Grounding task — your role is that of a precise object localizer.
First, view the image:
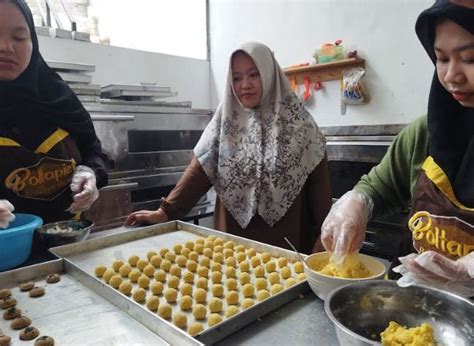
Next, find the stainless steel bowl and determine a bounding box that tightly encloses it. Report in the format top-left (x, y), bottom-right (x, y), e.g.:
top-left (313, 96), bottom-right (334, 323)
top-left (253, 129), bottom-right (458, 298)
top-left (324, 280), bottom-right (474, 346)
top-left (36, 219), bottom-right (94, 248)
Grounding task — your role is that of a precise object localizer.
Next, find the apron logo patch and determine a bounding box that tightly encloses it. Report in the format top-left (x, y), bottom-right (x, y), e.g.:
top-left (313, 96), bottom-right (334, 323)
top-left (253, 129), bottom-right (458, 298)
top-left (5, 157), bottom-right (76, 201)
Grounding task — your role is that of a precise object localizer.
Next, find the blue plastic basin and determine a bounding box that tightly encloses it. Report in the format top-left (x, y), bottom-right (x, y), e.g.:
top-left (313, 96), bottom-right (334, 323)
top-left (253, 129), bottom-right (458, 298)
top-left (0, 213), bottom-right (43, 272)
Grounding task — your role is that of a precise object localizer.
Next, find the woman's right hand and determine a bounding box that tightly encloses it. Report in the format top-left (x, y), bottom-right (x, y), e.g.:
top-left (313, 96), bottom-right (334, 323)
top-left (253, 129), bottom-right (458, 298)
top-left (124, 208), bottom-right (168, 226)
top-left (0, 199), bottom-right (15, 228)
top-left (320, 190), bottom-right (373, 255)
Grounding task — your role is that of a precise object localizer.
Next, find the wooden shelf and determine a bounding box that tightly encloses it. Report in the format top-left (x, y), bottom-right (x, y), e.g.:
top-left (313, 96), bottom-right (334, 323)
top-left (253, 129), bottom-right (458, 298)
top-left (283, 58), bottom-right (365, 84)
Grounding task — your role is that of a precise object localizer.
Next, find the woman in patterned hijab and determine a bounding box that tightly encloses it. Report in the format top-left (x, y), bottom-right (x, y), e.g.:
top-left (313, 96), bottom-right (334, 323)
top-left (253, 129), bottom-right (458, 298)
top-left (126, 42), bottom-right (332, 253)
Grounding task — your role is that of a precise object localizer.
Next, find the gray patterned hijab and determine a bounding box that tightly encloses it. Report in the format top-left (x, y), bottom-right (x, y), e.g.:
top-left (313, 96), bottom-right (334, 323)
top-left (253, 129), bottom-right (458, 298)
top-left (194, 42), bottom-right (326, 228)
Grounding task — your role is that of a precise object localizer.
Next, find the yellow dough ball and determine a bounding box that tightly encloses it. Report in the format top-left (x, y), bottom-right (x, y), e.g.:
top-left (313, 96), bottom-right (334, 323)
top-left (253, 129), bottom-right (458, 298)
top-left (132, 288), bottom-right (146, 302)
top-left (212, 284), bottom-right (224, 297)
top-left (297, 273), bottom-right (307, 282)
top-left (184, 241), bottom-right (194, 251)
top-left (159, 248), bottom-right (170, 257)
top-left (180, 283), bottom-right (193, 296)
top-left (188, 251), bottom-right (199, 262)
top-left (280, 267), bottom-right (291, 279)
top-left (236, 252), bottom-right (247, 263)
top-left (154, 269), bottom-right (167, 282)
top-left (278, 257), bottom-right (288, 268)
top-left (242, 283), bottom-right (255, 298)
top-left (194, 243), bottom-right (204, 254)
top-left (226, 278), bottom-right (238, 291)
top-left (137, 259), bottom-right (149, 271)
top-left (211, 262), bottom-right (222, 273)
top-left (213, 253), bottom-right (224, 264)
top-left (182, 271), bottom-right (194, 284)
top-left (257, 289), bottom-right (271, 301)
top-left (149, 255), bottom-right (162, 268)
top-left (146, 296), bottom-right (160, 311)
top-left (285, 278), bottom-right (297, 288)
top-left (239, 261), bottom-right (250, 272)
top-left (176, 255), bottom-right (187, 268)
top-left (209, 297), bottom-right (223, 313)
top-left (226, 291), bottom-right (239, 305)
top-left (195, 238), bottom-right (205, 245)
top-left (119, 263), bottom-right (132, 277)
top-left (192, 304), bottom-right (207, 320)
top-left (255, 278), bottom-right (268, 291)
top-left (204, 241), bottom-right (214, 251)
top-left (203, 248), bottom-right (213, 258)
top-left (138, 275), bottom-right (150, 289)
top-left (128, 255), bottom-right (139, 266)
top-left (143, 264), bottom-right (155, 278)
top-left (109, 275), bottom-right (123, 289)
top-left (271, 283), bottom-right (283, 295)
top-left (165, 251), bottom-right (176, 263)
top-left (199, 257), bottom-right (210, 268)
top-left (225, 305), bottom-right (240, 318)
top-left (239, 272), bottom-right (251, 285)
top-left (160, 259), bottom-right (172, 272)
top-left (146, 251), bottom-right (158, 261)
top-left (294, 262), bottom-right (304, 274)
top-left (211, 271), bottom-right (223, 284)
top-left (250, 256), bottom-right (261, 268)
top-left (214, 245), bottom-right (224, 254)
top-left (246, 248), bottom-right (257, 258)
top-left (213, 238), bottom-right (224, 246)
top-left (225, 266), bottom-right (237, 278)
top-left (196, 277), bottom-right (208, 290)
top-left (268, 272), bottom-right (280, 285)
top-left (224, 240), bottom-right (234, 249)
top-left (207, 235), bottom-right (217, 242)
top-left (235, 245), bottom-right (246, 253)
top-left (254, 265), bottom-right (265, 278)
top-left (187, 260), bottom-right (198, 273)
top-left (103, 269), bottom-right (116, 283)
top-left (95, 265), bottom-right (107, 277)
top-left (241, 298), bottom-right (254, 309)
top-left (223, 248), bottom-right (234, 258)
top-left (167, 275), bottom-right (180, 289)
top-left (173, 244), bottom-right (183, 254)
top-left (197, 266), bottom-right (209, 278)
top-left (170, 265), bottom-right (181, 277)
top-left (225, 257), bottom-right (237, 267)
top-left (173, 312), bottom-right (187, 329)
top-left (112, 260), bottom-right (124, 272)
top-left (181, 247), bottom-right (191, 258)
top-left (208, 313), bottom-right (223, 327)
top-left (265, 261), bottom-right (276, 273)
top-left (158, 303), bottom-right (172, 319)
top-left (128, 269), bottom-right (141, 282)
top-left (188, 322), bottom-right (204, 336)
top-left (165, 288), bottom-right (178, 303)
top-left (193, 288), bottom-right (207, 303)
top-left (180, 295), bottom-right (193, 310)
top-left (261, 252), bottom-right (271, 263)
top-left (119, 281), bottom-right (133, 295)
top-left (151, 282), bottom-right (164, 295)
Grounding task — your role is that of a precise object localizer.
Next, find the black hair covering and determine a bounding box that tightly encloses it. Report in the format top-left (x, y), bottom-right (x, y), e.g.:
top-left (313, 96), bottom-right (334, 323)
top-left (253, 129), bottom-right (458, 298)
top-left (0, 0), bottom-right (108, 187)
top-left (415, 0), bottom-right (474, 207)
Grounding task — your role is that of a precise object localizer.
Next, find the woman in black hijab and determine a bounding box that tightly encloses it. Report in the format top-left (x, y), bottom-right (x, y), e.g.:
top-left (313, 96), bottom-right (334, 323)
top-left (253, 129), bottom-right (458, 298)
top-left (320, 0), bottom-right (473, 297)
top-left (0, 0), bottom-right (108, 227)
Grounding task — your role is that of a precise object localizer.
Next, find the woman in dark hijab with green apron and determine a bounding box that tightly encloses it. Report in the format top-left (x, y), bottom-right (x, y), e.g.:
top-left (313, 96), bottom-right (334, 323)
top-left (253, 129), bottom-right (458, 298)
top-left (0, 1), bottom-right (108, 236)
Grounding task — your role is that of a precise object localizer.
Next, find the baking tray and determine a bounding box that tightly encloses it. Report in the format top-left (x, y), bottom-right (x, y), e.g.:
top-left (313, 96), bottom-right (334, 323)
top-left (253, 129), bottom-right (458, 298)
top-left (0, 259), bottom-right (168, 345)
top-left (50, 221), bottom-right (310, 345)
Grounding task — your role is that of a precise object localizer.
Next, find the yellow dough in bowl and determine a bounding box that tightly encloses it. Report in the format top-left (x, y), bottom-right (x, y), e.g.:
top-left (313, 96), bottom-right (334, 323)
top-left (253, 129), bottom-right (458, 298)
top-left (314, 254), bottom-right (372, 278)
top-left (380, 321), bottom-right (436, 346)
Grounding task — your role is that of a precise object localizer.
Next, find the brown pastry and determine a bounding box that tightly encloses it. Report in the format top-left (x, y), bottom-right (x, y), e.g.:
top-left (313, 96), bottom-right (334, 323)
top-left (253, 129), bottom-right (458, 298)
top-left (3, 307), bottom-right (21, 320)
top-left (20, 281), bottom-right (35, 292)
top-left (11, 316), bottom-right (31, 330)
top-left (0, 289), bottom-right (10, 299)
top-left (0, 297), bottom-right (16, 309)
top-left (29, 286), bottom-right (45, 298)
top-left (0, 334), bottom-right (11, 346)
top-left (19, 326), bottom-right (40, 341)
top-left (45, 274), bottom-right (60, 284)
top-left (35, 335), bottom-right (55, 346)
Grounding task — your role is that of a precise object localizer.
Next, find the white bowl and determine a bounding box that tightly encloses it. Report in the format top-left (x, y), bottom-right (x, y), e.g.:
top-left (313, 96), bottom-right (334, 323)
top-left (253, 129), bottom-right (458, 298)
top-left (304, 251), bottom-right (386, 300)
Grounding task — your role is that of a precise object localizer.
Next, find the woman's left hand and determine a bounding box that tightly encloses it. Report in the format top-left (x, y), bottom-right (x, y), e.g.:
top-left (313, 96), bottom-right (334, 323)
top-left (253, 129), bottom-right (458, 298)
top-left (67, 165), bottom-right (99, 213)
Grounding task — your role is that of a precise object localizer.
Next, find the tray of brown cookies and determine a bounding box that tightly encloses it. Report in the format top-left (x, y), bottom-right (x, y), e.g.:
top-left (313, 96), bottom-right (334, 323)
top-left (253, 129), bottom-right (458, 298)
top-left (0, 259), bottom-right (170, 346)
top-left (49, 221), bottom-right (309, 345)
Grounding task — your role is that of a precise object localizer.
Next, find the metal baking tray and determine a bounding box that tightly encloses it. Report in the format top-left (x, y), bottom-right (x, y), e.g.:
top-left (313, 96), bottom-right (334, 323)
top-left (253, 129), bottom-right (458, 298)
top-left (0, 260), bottom-right (169, 345)
top-left (50, 221), bottom-right (310, 345)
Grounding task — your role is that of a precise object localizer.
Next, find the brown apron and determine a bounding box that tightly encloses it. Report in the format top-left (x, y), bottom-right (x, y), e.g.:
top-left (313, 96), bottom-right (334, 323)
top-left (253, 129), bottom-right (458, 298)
top-left (389, 156), bottom-right (474, 278)
top-left (0, 128), bottom-right (82, 224)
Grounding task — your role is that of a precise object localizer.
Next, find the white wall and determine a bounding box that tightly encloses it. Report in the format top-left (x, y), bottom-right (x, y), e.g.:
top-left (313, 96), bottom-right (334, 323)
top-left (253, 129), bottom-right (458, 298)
top-left (38, 36), bottom-right (212, 109)
top-left (209, 0), bottom-right (435, 126)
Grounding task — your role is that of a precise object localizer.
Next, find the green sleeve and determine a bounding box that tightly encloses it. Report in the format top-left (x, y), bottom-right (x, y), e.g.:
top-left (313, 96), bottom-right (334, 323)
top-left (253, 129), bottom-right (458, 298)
top-left (354, 115), bottom-right (429, 218)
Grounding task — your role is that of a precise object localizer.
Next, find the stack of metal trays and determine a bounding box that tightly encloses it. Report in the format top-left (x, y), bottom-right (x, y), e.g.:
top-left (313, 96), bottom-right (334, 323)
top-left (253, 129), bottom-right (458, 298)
top-left (101, 84), bottom-right (178, 101)
top-left (38, 221), bottom-right (310, 345)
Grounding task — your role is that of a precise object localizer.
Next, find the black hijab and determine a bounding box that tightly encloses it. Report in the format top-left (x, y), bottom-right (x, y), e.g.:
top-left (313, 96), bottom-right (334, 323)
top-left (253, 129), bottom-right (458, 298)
top-left (416, 0), bottom-right (474, 207)
top-left (0, 0), bottom-right (107, 187)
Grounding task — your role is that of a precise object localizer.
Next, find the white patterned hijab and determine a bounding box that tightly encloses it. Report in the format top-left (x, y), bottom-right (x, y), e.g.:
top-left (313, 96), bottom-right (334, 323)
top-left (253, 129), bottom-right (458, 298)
top-left (194, 42), bottom-right (326, 229)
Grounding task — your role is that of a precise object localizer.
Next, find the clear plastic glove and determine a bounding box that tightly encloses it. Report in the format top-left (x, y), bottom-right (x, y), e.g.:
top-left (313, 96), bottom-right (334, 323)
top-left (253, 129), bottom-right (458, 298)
top-left (67, 165), bottom-right (99, 214)
top-left (124, 208), bottom-right (168, 226)
top-left (321, 190), bottom-right (374, 256)
top-left (394, 251), bottom-right (474, 298)
top-left (0, 199), bottom-right (15, 229)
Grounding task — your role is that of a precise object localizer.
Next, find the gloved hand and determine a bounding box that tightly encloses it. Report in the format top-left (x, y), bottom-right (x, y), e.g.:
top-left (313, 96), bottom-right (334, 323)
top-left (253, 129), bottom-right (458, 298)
top-left (0, 199), bottom-right (15, 229)
top-left (124, 208), bottom-right (168, 226)
top-left (67, 165), bottom-right (99, 214)
top-left (321, 190), bottom-right (374, 255)
top-left (394, 251), bottom-right (474, 298)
